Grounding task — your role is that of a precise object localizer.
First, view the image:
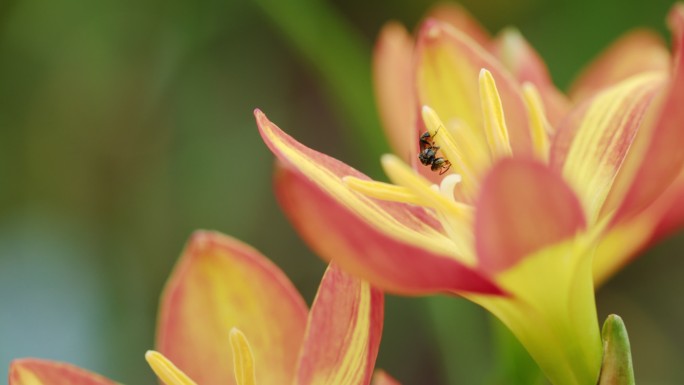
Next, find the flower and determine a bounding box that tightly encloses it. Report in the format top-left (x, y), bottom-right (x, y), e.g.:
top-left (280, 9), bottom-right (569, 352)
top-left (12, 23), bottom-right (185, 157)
top-left (9, 231), bottom-right (385, 385)
top-left (255, 4), bottom-right (684, 385)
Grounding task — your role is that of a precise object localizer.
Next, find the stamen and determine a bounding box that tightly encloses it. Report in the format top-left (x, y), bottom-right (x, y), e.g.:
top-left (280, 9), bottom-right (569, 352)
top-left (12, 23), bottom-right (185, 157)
top-left (522, 83), bottom-right (550, 162)
top-left (381, 154), bottom-right (476, 265)
top-left (381, 154), bottom-right (471, 219)
top-left (439, 174), bottom-right (462, 200)
top-left (145, 351), bottom-right (199, 385)
top-left (421, 106), bottom-right (479, 193)
top-left (230, 328), bottom-right (257, 385)
top-left (343, 176), bottom-right (425, 206)
top-left (479, 69), bottom-right (513, 158)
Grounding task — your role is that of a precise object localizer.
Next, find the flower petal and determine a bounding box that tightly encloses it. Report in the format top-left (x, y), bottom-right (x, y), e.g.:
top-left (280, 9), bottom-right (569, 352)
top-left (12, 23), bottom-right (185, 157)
top-left (257, 110), bottom-right (503, 295)
top-left (492, 28), bottom-right (570, 127)
top-left (415, 19), bottom-right (533, 158)
top-left (294, 264), bottom-right (383, 385)
top-left (371, 371), bottom-right (402, 385)
top-left (425, 3), bottom-right (491, 48)
top-left (569, 29), bottom-right (670, 102)
top-left (551, 72), bottom-right (665, 223)
top-left (373, 21), bottom-right (415, 160)
top-left (465, 235), bottom-right (602, 385)
top-left (9, 359), bottom-right (119, 385)
top-left (593, 218), bottom-right (655, 286)
top-left (475, 158), bottom-right (586, 273)
top-left (156, 231), bottom-right (308, 385)
top-left (612, 13), bottom-right (684, 223)
top-left (275, 164), bottom-right (501, 296)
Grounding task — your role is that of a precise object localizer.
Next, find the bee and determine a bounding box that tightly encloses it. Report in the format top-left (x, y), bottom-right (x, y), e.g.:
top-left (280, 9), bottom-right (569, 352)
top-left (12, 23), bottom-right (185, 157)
top-left (417, 129), bottom-right (451, 175)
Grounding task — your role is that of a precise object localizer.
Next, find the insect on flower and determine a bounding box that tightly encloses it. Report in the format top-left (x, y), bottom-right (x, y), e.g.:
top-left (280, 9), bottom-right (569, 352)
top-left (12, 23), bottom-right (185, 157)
top-left (417, 128), bottom-right (451, 174)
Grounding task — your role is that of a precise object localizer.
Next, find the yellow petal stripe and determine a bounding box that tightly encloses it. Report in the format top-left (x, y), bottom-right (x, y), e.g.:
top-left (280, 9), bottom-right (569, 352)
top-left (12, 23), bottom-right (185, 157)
top-left (294, 264), bottom-right (382, 385)
top-left (145, 351), bottom-right (199, 385)
top-left (230, 329), bottom-right (257, 385)
top-left (561, 72), bottom-right (665, 223)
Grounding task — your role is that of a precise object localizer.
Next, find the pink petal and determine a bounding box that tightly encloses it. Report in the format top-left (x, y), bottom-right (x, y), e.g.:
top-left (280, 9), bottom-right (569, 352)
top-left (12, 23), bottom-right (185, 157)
top-left (373, 22), bottom-right (416, 161)
top-left (426, 3), bottom-right (491, 48)
top-left (9, 359), bottom-right (119, 385)
top-left (274, 163), bottom-right (502, 296)
top-left (613, 10), bottom-right (684, 223)
top-left (550, 71), bottom-right (664, 221)
top-left (156, 231), bottom-right (308, 385)
top-left (569, 29), bottom-right (670, 102)
top-left (294, 264), bottom-right (383, 385)
top-left (415, 19), bottom-right (533, 156)
top-left (475, 158), bottom-right (586, 273)
top-left (492, 29), bottom-right (570, 126)
top-left (256, 109), bottom-right (503, 295)
top-left (371, 370), bottom-right (402, 385)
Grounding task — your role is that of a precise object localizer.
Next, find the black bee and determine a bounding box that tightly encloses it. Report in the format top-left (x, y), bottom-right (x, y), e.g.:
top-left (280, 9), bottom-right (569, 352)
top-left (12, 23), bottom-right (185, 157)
top-left (417, 129), bottom-right (451, 175)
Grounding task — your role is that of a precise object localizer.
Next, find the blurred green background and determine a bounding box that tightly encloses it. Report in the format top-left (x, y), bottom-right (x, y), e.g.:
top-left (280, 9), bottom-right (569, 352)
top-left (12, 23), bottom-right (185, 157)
top-left (1, 0), bottom-right (683, 384)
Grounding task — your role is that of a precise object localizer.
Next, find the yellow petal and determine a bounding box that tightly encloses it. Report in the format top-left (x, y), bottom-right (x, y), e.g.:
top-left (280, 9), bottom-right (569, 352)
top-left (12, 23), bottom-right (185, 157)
top-left (415, 20), bottom-right (533, 158)
top-left (156, 231), bottom-right (308, 385)
top-left (465, 235), bottom-right (602, 385)
top-left (553, 72), bottom-right (665, 223)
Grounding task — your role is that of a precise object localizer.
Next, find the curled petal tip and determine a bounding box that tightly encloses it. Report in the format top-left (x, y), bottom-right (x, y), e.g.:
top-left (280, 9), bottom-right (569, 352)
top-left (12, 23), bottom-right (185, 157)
top-left (420, 19), bottom-right (443, 40)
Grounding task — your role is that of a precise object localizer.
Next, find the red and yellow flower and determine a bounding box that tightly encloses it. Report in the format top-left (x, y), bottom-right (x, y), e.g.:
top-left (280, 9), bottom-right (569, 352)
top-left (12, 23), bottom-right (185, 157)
top-left (256, 4), bottom-right (684, 385)
top-left (9, 231), bottom-right (385, 385)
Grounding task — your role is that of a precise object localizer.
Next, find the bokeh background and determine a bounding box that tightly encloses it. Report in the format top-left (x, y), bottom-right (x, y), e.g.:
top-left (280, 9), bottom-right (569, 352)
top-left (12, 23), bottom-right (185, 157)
top-left (1, 0), bottom-right (683, 384)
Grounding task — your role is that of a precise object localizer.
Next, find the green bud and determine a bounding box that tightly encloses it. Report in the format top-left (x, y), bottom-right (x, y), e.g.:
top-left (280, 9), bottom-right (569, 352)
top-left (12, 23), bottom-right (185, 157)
top-left (598, 314), bottom-right (635, 385)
